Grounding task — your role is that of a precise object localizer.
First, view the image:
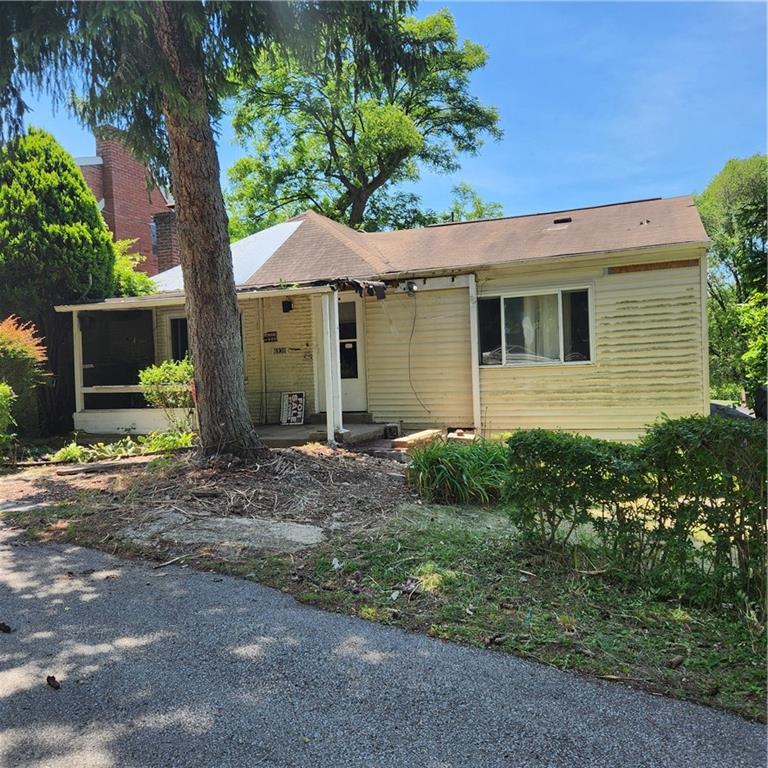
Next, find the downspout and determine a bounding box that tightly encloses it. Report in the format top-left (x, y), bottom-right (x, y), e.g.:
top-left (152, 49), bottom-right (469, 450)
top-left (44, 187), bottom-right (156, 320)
top-left (468, 274), bottom-right (481, 433)
top-left (699, 252), bottom-right (710, 415)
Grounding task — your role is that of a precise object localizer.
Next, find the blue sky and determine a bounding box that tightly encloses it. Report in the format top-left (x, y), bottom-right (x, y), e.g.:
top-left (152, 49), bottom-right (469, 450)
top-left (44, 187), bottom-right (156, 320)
top-left (23, 1), bottom-right (767, 218)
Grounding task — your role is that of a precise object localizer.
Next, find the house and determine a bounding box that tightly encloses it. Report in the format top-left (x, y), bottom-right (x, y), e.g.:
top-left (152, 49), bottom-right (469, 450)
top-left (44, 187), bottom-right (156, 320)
top-left (54, 195), bottom-right (710, 443)
top-left (75, 129), bottom-right (180, 275)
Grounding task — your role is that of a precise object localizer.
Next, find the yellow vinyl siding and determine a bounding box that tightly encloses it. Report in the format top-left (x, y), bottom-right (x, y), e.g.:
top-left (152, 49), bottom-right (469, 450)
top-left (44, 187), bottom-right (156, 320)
top-left (365, 288), bottom-right (473, 429)
top-left (153, 296), bottom-right (315, 425)
top-left (260, 294), bottom-right (315, 423)
top-left (477, 248), bottom-right (707, 441)
top-left (239, 298), bottom-right (264, 420)
top-left (153, 305), bottom-right (185, 363)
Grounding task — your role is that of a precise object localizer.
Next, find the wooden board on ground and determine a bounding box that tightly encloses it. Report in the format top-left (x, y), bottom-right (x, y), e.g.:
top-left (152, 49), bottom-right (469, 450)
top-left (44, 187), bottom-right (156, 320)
top-left (392, 429), bottom-right (442, 450)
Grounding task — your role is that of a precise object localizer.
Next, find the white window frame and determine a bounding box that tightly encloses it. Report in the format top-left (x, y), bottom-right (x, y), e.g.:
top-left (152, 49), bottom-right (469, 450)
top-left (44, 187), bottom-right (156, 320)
top-left (479, 285), bottom-right (595, 369)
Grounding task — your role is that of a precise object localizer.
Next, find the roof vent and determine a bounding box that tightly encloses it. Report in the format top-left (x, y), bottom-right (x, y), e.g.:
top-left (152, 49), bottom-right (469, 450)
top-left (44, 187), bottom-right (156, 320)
top-left (553, 216), bottom-right (572, 224)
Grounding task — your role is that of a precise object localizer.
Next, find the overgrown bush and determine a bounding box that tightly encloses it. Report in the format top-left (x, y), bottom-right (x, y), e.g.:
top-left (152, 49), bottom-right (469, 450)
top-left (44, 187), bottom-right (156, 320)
top-left (505, 430), bottom-right (646, 548)
top-left (639, 415), bottom-right (766, 611)
top-left (0, 315), bottom-right (47, 433)
top-left (411, 417), bottom-right (767, 616)
top-left (0, 381), bottom-right (16, 453)
top-left (408, 437), bottom-right (508, 504)
top-left (48, 430), bottom-right (196, 463)
top-left (138, 357), bottom-right (195, 432)
top-left (112, 240), bottom-right (156, 297)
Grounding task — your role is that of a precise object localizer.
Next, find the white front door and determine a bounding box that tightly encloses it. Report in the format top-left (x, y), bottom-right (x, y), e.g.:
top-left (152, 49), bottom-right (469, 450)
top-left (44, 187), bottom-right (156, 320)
top-left (338, 296), bottom-right (367, 411)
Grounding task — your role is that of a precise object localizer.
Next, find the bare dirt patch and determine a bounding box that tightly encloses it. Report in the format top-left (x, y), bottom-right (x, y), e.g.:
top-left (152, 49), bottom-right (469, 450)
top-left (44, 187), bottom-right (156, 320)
top-left (0, 445), bottom-right (413, 557)
top-left (0, 456), bottom-right (148, 508)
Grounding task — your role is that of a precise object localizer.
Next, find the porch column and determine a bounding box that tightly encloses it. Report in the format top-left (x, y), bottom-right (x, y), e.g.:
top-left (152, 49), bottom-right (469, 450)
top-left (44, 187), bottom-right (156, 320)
top-left (468, 274), bottom-right (481, 432)
top-left (72, 310), bottom-right (84, 413)
top-left (321, 293), bottom-right (338, 445)
top-left (328, 290), bottom-right (344, 434)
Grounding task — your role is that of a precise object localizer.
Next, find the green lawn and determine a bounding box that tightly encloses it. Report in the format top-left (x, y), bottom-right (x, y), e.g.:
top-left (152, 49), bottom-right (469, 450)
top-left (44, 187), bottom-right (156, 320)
top-left (243, 503), bottom-right (766, 721)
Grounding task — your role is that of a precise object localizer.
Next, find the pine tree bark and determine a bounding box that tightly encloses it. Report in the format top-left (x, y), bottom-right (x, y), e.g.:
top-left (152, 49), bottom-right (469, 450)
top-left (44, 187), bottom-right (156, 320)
top-left (153, 3), bottom-right (265, 457)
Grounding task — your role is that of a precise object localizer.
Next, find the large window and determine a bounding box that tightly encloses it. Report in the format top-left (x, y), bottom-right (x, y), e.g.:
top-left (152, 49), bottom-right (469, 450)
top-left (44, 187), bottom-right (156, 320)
top-left (478, 288), bottom-right (592, 366)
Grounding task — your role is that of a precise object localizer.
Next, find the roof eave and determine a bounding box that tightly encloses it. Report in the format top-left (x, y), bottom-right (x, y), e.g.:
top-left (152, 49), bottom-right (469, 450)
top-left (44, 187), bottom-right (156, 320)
top-left (374, 239), bottom-right (711, 281)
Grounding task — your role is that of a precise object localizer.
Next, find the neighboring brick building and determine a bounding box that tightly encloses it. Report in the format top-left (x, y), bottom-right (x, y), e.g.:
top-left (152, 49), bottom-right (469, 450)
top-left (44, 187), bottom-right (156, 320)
top-left (75, 130), bottom-right (180, 276)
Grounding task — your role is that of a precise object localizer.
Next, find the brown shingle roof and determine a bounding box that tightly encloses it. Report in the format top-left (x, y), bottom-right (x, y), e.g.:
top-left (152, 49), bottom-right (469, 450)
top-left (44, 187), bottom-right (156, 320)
top-left (246, 210), bottom-right (392, 285)
top-left (243, 195), bottom-right (708, 288)
top-left (367, 195), bottom-right (708, 275)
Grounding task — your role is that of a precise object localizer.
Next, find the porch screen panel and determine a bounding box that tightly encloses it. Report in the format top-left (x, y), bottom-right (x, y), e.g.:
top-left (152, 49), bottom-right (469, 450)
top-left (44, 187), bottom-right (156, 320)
top-left (81, 310), bottom-right (155, 409)
top-left (81, 310), bottom-right (155, 386)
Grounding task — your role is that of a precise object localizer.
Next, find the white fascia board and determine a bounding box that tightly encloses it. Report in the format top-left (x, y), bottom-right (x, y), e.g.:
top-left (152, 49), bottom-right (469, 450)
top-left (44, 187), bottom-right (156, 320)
top-left (54, 284), bottom-right (331, 313)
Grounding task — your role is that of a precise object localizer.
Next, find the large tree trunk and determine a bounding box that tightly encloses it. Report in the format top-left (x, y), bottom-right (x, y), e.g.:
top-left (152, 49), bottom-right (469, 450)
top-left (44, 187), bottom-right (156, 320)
top-left (153, 3), bottom-right (265, 458)
top-left (347, 192), bottom-right (370, 228)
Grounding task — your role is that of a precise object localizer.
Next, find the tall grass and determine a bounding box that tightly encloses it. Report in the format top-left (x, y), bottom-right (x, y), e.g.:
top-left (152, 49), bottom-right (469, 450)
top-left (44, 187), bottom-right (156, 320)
top-left (407, 437), bottom-right (508, 504)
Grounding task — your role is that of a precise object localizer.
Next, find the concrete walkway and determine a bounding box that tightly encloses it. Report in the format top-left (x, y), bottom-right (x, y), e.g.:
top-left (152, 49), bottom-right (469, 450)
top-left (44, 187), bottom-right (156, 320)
top-left (0, 526), bottom-right (764, 768)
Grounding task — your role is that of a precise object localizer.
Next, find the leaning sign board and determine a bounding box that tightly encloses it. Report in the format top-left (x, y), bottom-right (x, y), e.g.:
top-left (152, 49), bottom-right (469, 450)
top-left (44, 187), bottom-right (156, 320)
top-left (280, 391), bottom-right (305, 425)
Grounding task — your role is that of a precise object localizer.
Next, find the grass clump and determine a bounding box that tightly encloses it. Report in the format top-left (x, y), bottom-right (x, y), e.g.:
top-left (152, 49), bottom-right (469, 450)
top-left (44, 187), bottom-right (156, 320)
top-left (408, 437), bottom-right (508, 504)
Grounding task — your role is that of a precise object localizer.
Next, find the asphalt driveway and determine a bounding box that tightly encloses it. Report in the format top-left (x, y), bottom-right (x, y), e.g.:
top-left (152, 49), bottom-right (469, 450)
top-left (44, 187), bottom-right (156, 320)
top-left (0, 524), bottom-right (764, 768)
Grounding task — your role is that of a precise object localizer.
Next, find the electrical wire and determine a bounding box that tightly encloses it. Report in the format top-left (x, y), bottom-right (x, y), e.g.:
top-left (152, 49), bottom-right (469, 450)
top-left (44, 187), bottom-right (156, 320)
top-left (407, 292), bottom-right (431, 415)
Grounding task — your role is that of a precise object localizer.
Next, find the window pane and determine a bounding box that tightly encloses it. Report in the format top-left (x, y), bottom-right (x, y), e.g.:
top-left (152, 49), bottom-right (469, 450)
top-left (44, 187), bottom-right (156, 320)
top-left (338, 302), bottom-right (357, 340)
top-left (478, 298), bottom-right (502, 365)
top-left (340, 341), bottom-right (358, 378)
top-left (171, 318), bottom-right (189, 361)
top-left (562, 290), bottom-right (591, 362)
top-left (504, 294), bottom-right (559, 363)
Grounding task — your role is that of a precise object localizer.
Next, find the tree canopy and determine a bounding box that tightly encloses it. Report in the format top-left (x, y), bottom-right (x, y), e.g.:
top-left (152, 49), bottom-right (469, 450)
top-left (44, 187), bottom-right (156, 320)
top-left (697, 154), bottom-right (767, 302)
top-left (696, 155), bottom-right (767, 403)
top-left (0, 127), bottom-right (155, 433)
top-left (358, 182), bottom-right (503, 233)
top-left (227, 8), bottom-right (501, 234)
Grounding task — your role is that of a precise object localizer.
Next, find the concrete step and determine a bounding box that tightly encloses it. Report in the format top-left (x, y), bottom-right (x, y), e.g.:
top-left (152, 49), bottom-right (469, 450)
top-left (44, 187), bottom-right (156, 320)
top-left (309, 411), bottom-right (374, 424)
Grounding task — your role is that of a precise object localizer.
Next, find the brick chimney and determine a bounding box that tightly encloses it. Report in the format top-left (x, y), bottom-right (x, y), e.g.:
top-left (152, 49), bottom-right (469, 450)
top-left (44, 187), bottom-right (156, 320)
top-left (153, 209), bottom-right (181, 273)
top-left (76, 129), bottom-right (177, 276)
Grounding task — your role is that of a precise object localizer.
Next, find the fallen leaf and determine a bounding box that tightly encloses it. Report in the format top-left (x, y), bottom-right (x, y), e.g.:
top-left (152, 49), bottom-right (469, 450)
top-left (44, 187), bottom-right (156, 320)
top-left (0, 622), bottom-right (12, 634)
top-left (46, 675), bottom-right (61, 690)
top-left (667, 655), bottom-right (685, 669)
